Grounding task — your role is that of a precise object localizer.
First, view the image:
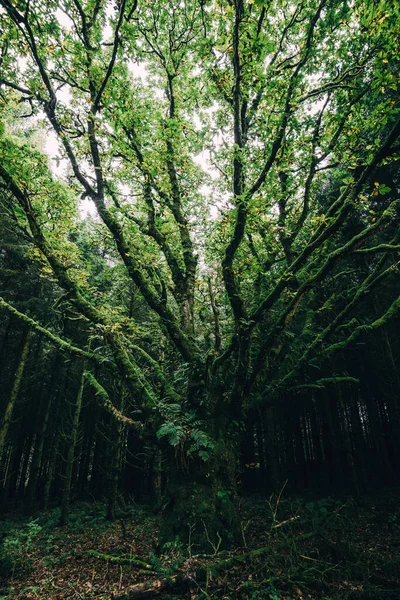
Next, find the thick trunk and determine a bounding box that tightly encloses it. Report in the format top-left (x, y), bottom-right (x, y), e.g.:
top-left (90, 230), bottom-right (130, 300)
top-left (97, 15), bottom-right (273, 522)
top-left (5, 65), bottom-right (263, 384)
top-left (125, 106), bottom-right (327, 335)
top-left (159, 466), bottom-right (237, 551)
top-left (159, 421), bottom-right (240, 550)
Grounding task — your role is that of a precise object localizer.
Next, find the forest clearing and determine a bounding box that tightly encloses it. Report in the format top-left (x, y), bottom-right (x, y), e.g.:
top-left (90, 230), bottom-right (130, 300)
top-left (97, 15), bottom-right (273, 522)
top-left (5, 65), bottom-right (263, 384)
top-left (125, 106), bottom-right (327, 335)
top-left (0, 0), bottom-right (399, 597)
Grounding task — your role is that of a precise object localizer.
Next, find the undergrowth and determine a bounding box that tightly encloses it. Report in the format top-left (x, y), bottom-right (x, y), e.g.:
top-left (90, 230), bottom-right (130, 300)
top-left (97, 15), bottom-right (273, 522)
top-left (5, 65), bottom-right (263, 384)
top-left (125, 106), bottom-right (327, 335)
top-left (0, 490), bottom-right (399, 599)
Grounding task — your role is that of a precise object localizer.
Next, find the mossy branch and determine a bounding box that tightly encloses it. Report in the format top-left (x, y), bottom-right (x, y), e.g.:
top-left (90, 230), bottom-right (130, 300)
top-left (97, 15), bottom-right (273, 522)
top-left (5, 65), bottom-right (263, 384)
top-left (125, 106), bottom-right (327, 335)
top-left (86, 550), bottom-right (154, 570)
top-left (0, 296), bottom-right (99, 362)
top-left (326, 294), bottom-right (400, 355)
top-left (84, 371), bottom-right (142, 429)
top-left (353, 244), bottom-right (400, 254)
top-left (291, 376), bottom-right (359, 391)
top-left (130, 343), bottom-right (180, 402)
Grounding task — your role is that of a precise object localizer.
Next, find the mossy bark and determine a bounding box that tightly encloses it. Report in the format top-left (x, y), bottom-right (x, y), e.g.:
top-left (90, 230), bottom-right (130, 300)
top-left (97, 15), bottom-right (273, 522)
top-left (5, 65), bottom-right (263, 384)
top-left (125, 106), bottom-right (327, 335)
top-left (159, 431), bottom-right (240, 551)
top-left (0, 328), bottom-right (32, 459)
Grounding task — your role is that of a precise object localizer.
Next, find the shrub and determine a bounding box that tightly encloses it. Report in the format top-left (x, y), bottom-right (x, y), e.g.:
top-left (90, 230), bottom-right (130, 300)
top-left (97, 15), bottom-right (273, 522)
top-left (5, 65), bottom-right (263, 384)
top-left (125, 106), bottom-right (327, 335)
top-left (0, 519), bottom-right (42, 578)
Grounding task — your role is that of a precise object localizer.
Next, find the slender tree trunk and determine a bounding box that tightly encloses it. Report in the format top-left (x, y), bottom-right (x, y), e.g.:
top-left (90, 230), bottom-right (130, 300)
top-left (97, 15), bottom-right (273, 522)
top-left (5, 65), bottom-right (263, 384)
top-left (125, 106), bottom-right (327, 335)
top-left (255, 418), bottom-right (266, 488)
top-left (27, 370), bottom-right (56, 507)
top-left (43, 431), bottom-right (59, 510)
top-left (349, 388), bottom-right (367, 490)
top-left (42, 366), bottom-right (68, 508)
top-left (152, 447), bottom-right (163, 508)
top-left (337, 383), bottom-right (359, 494)
top-left (322, 389), bottom-right (343, 487)
top-left (0, 314), bottom-right (13, 361)
top-left (60, 365), bottom-right (85, 525)
top-left (16, 432), bottom-right (34, 499)
top-left (0, 328), bottom-right (32, 459)
top-left (78, 426), bottom-right (94, 497)
top-left (380, 327), bottom-right (400, 465)
top-left (107, 386), bottom-right (126, 520)
top-left (264, 399), bottom-right (280, 490)
top-left (1, 447), bottom-right (16, 502)
top-left (241, 418), bottom-right (256, 492)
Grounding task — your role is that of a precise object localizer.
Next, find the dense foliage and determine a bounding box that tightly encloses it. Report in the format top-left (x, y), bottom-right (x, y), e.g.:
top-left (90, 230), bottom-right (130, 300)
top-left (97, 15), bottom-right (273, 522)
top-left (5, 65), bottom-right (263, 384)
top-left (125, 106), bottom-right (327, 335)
top-left (0, 0), bottom-right (399, 550)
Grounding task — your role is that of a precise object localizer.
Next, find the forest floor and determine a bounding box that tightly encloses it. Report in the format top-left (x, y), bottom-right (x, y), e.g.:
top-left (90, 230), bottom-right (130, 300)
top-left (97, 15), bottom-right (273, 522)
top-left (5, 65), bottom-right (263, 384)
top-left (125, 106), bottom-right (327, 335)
top-left (0, 488), bottom-right (399, 600)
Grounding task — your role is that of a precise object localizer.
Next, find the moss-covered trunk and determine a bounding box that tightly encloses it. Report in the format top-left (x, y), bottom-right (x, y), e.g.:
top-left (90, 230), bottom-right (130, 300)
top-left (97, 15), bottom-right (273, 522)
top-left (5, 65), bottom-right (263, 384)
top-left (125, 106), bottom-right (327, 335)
top-left (159, 410), bottom-right (241, 550)
top-left (0, 327), bottom-right (32, 459)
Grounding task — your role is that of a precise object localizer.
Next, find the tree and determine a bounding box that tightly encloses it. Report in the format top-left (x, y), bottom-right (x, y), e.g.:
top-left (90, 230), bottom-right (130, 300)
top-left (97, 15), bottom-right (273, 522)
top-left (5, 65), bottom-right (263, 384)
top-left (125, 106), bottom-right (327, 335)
top-left (0, 0), bottom-right (399, 545)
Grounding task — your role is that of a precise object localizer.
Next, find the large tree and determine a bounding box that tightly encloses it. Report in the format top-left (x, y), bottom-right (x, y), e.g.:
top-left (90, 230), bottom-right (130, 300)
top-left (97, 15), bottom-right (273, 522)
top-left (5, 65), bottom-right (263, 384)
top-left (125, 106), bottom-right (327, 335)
top-left (0, 0), bottom-right (399, 543)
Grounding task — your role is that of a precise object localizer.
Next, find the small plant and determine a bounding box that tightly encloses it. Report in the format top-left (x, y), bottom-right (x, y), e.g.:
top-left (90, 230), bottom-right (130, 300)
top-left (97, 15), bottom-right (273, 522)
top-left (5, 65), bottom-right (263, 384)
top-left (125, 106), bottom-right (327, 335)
top-left (304, 497), bottom-right (345, 534)
top-left (149, 536), bottom-right (184, 578)
top-left (0, 519), bottom-right (42, 578)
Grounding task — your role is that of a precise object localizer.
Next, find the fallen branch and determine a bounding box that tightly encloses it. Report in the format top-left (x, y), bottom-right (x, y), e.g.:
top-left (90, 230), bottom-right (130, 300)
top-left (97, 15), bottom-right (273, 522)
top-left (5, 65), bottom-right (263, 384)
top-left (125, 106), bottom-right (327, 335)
top-left (112, 575), bottom-right (187, 599)
top-left (86, 550), bottom-right (154, 571)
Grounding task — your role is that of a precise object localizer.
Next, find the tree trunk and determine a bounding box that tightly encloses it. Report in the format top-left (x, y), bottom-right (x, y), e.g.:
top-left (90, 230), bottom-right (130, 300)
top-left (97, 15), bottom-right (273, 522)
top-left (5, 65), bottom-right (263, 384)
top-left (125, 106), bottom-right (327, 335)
top-left (107, 392), bottom-right (126, 520)
top-left (60, 366), bottom-right (85, 525)
top-left (337, 383), bottom-right (359, 494)
top-left (43, 431), bottom-right (59, 510)
top-left (0, 328), bottom-right (32, 458)
top-left (159, 424), bottom-right (240, 551)
top-left (27, 365), bottom-right (57, 507)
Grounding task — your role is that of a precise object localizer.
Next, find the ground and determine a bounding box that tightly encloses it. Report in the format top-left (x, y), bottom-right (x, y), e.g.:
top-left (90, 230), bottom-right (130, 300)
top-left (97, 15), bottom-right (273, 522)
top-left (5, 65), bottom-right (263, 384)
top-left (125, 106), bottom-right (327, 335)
top-left (1, 488), bottom-right (399, 599)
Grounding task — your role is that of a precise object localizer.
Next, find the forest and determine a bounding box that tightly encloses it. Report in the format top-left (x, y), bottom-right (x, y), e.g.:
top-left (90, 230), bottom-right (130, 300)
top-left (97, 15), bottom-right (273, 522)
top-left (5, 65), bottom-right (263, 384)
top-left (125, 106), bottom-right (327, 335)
top-left (0, 0), bottom-right (399, 598)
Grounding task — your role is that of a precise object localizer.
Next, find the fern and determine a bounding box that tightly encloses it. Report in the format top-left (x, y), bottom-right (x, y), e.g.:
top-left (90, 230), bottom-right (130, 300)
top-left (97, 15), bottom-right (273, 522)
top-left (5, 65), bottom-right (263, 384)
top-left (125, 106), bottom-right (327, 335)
top-left (156, 422), bottom-right (185, 446)
top-left (187, 428), bottom-right (214, 460)
top-left (156, 401), bottom-right (214, 459)
top-left (148, 550), bottom-right (183, 578)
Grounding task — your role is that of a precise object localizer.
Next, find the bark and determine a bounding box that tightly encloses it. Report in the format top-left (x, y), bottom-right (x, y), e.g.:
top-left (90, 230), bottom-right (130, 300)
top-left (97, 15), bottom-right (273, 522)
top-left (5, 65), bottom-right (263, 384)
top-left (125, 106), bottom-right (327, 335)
top-left (0, 327), bottom-right (32, 458)
top-left (159, 438), bottom-right (239, 550)
top-left (60, 365), bottom-right (85, 525)
top-left (151, 447), bottom-right (163, 508)
top-left (255, 418), bottom-right (266, 483)
top-left (43, 431), bottom-right (59, 511)
top-left (322, 390), bottom-right (343, 487)
top-left (337, 383), bottom-right (359, 494)
top-left (107, 389), bottom-right (126, 521)
top-left (27, 357), bottom-right (59, 506)
top-left (16, 432), bottom-right (34, 498)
